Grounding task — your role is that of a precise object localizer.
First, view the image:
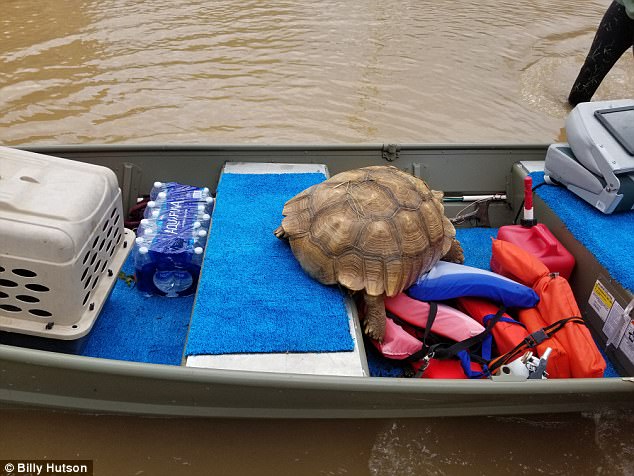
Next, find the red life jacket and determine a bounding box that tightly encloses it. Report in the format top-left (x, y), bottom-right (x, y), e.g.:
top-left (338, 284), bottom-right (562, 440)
top-left (413, 357), bottom-right (483, 379)
top-left (456, 297), bottom-right (530, 356)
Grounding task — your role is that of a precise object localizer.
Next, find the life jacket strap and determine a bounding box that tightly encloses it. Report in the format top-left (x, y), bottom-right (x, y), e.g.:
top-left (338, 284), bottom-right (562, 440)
top-left (413, 307), bottom-right (507, 378)
top-left (385, 303), bottom-right (440, 363)
top-left (524, 328), bottom-right (549, 347)
top-left (488, 316), bottom-right (586, 374)
top-left (427, 307), bottom-right (506, 361)
top-left (483, 314), bottom-right (526, 329)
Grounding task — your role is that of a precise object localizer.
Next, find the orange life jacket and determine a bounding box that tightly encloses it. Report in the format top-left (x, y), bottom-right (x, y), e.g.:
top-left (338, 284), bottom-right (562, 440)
top-left (489, 239), bottom-right (605, 378)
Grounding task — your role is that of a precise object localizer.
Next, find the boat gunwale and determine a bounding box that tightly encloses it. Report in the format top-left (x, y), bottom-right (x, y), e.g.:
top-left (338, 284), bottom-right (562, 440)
top-left (2, 343), bottom-right (632, 395)
top-left (23, 142), bottom-right (551, 153)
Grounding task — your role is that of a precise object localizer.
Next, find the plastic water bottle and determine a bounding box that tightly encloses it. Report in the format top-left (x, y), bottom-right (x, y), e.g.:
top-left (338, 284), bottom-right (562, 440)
top-left (134, 245), bottom-right (150, 268)
top-left (134, 246), bottom-right (155, 297)
top-left (143, 202), bottom-right (157, 219)
top-left (198, 212), bottom-right (211, 230)
top-left (199, 187), bottom-right (211, 201)
top-left (137, 219), bottom-right (157, 240)
top-left (136, 222), bottom-right (158, 255)
top-left (193, 228), bottom-right (207, 248)
top-left (150, 181), bottom-right (166, 201)
top-left (152, 247), bottom-right (204, 298)
top-left (193, 245), bottom-right (204, 266)
top-left (143, 191), bottom-right (167, 219)
top-left (203, 196), bottom-right (214, 214)
top-left (152, 269), bottom-right (193, 298)
top-left (138, 218), bottom-right (153, 233)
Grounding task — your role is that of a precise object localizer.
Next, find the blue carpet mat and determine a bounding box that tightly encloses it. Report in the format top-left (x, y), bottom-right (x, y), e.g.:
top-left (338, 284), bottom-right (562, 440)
top-left (80, 257), bottom-right (193, 365)
top-left (455, 227), bottom-right (498, 270)
top-left (532, 172), bottom-right (634, 293)
top-left (185, 172), bottom-right (354, 356)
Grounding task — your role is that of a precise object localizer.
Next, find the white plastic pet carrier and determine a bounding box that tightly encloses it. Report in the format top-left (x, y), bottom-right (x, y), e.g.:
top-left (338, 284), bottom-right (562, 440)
top-left (0, 146), bottom-right (134, 339)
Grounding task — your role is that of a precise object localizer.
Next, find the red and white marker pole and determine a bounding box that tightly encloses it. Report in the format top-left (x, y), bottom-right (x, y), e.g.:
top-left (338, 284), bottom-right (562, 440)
top-left (521, 175), bottom-right (537, 227)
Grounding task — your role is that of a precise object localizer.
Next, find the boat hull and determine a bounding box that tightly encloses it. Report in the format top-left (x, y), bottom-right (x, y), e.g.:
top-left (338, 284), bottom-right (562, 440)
top-left (1, 345), bottom-right (633, 418)
top-left (1, 144), bottom-right (633, 418)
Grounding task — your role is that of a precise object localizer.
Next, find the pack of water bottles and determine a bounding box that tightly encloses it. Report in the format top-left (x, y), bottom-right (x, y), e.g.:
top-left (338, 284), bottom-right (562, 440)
top-left (133, 181), bottom-right (214, 297)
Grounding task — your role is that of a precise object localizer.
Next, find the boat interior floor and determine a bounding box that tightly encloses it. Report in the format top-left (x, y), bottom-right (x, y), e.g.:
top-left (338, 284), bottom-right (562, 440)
top-left (1, 160), bottom-right (631, 379)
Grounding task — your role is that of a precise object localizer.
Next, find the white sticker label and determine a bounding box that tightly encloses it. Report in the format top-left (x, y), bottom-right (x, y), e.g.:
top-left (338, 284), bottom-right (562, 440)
top-left (603, 300), bottom-right (628, 346)
top-left (617, 321), bottom-right (634, 365)
top-left (588, 280), bottom-right (615, 322)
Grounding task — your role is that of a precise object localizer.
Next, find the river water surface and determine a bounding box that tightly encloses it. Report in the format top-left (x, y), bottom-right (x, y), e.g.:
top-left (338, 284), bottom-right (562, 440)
top-left (1, 1), bottom-right (633, 475)
top-left (2, 0), bottom-right (633, 145)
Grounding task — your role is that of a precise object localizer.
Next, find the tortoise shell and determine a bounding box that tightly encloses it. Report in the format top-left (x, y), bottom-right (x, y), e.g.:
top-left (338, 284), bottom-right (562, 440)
top-left (274, 165), bottom-right (464, 340)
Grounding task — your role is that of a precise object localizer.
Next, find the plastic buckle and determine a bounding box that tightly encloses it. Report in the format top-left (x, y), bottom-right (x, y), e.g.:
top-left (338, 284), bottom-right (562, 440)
top-left (524, 329), bottom-right (548, 348)
top-left (416, 351), bottom-right (435, 377)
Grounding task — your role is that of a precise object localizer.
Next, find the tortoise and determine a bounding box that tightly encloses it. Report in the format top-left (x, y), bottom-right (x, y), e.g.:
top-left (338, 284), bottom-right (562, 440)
top-left (273, 165), bottom-right (464, 341)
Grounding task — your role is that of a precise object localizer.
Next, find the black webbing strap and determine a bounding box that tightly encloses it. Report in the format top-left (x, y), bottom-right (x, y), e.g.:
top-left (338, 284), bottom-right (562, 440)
top-left (385, 302), bottom-right (438, 362)
top-left (426, 307), bottom-right (507, 363)
top-left (487, 316), bottom-right (586, 373)
top-left (411, 307), bottom-right (507, 378)
top-left (419, 301), bottom-right (438, 352)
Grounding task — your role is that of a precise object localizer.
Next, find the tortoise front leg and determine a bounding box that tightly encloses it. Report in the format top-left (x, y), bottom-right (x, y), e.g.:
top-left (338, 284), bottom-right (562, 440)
top-left (273, 225), bottom-right (289, 239)
top-left (442, 238), bottom-right (464, 264)
top-left (363, 293), bottom-right (386, 341)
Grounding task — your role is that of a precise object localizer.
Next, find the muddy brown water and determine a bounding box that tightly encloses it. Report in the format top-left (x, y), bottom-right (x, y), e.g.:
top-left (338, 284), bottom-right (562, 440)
top-left (1, 1), bottom-right (633, 475)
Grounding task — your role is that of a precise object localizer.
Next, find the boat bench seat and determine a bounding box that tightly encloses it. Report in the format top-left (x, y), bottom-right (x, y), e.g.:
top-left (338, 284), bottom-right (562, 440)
top-left (184, 162), bottom-right (368, 376)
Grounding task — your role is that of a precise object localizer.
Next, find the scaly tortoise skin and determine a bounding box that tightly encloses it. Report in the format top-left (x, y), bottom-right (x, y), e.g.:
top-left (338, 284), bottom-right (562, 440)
top-left (274, 165), bottom-right (464, 341)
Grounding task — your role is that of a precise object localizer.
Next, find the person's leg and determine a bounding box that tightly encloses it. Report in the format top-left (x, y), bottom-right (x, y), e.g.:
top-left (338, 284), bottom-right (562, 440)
top-left (568, 1), bottom-right (634, 106)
